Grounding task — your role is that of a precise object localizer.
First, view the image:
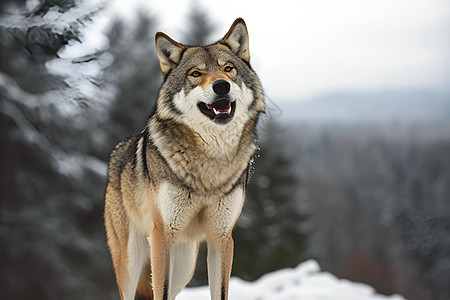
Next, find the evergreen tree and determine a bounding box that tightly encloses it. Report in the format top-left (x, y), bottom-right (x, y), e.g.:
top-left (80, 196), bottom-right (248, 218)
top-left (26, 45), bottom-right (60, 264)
top-left (0, 1), bottom-right (115, 299)
top-left (233, 120), bottom-right (309, 280)
top-left (100, 11), bottom-right (161, 148)
top-left (181, 3), bottom-right (216, 46)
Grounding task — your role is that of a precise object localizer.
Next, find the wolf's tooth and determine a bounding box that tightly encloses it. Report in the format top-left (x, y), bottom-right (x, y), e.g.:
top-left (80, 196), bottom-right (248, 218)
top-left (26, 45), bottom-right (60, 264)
top-left (213, 108), bottom-right (219, 115)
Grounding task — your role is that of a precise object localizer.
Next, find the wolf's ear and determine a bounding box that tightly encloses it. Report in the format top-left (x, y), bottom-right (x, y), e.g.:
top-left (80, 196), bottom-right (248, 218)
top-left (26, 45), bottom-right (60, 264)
top-left (221, 18), bottom-right (250, 63)
top-left (155, 32), bottom-right (186, 76)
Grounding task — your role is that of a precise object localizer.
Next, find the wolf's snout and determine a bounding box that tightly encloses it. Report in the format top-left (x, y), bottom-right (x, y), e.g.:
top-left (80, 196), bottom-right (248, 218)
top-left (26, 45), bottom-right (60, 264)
top-left (213, 79), bottom-right (231, 96)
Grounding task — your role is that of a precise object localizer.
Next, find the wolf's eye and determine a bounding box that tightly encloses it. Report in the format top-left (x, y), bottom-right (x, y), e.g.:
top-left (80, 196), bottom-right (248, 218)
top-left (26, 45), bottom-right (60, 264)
top-left (190, 71), bottom-right (202, 77)
top-left (224, 66), bottom-right (234, 72)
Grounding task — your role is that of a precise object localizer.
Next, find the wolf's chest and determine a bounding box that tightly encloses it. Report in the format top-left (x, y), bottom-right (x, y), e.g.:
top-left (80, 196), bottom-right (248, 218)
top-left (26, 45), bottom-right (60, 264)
top-left (149, 119), bottom-right (255, 193)
top-left (165, 144), bottom-right (250, 193)
top-left (154, 181), bottom-right (245, 241)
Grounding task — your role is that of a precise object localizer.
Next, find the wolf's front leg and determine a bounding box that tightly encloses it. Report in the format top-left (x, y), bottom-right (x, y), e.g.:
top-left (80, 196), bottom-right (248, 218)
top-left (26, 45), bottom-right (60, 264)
top-left (149, 224), bottom-right (172, 300)
top-left (205, 188), bottom-right (245, 300)
top-left (170, 241), bottom-right (199, 297)
top-left (207, 235), bottom-right (234, 300)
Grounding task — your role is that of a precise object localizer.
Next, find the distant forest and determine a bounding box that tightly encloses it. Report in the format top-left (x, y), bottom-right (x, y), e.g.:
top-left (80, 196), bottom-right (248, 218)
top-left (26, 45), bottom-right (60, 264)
top-left (1, 1), bottom-right (449, 300)
top-left (282, 120), bottom-right (450, 300)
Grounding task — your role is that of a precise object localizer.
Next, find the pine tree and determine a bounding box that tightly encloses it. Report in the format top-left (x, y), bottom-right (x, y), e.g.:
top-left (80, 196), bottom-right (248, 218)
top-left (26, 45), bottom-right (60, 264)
top-left (0, 1), bottom-right (115, 299)
top-left (233, 119), bottom-right (309, 280)
top-left (100, 11), bottom-right (161, 148)
top-left (181, 3), bottom-right (216, 46)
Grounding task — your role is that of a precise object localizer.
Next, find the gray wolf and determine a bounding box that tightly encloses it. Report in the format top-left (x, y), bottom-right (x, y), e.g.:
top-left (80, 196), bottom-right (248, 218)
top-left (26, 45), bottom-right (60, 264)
top-left (104, 18), bottom-right (265, 300)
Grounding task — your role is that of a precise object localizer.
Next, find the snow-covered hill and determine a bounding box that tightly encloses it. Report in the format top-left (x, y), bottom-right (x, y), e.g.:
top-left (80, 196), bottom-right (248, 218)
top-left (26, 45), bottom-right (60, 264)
top-left (178, 260), bottom-right (406, 300)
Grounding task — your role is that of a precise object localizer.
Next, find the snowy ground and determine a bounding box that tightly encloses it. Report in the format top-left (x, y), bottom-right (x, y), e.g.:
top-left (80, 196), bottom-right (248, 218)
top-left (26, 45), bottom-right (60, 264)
top-left (178, 260), bottom-right (406, 300)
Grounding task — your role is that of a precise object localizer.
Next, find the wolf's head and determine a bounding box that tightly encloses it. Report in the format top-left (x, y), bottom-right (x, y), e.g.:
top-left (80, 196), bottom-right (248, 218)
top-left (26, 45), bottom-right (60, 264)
top-left (154, 18), bottom-right (265, 129)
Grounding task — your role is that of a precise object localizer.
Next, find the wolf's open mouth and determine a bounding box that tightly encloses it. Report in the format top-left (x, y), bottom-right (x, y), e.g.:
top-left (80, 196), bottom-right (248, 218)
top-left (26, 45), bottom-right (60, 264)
top-left (198, 99), bottom-right (236, 124)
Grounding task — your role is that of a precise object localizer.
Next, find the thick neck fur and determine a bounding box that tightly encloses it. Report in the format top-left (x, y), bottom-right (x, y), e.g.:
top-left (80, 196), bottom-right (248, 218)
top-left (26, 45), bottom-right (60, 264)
top-left (147, 114), bottom-right (258, 194)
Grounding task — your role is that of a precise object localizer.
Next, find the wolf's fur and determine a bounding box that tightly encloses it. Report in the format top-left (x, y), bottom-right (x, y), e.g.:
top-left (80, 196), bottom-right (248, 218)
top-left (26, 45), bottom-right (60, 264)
top-left (104, 18), bottom-right (264, 300)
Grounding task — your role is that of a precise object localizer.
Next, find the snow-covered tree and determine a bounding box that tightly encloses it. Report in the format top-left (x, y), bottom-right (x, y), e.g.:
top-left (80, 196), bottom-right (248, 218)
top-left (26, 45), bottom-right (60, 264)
top-left (0, 1), bottom-right (116, 299)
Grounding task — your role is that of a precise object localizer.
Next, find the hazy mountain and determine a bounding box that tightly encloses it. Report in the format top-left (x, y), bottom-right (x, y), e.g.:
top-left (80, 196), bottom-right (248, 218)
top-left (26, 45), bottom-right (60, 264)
top-left (276, 89), bottom-right (450, 124)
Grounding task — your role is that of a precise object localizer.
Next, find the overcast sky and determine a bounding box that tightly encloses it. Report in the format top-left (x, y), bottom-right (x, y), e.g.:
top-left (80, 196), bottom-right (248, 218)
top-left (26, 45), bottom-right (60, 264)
top-left (69, 0), bottom-right (450, 102)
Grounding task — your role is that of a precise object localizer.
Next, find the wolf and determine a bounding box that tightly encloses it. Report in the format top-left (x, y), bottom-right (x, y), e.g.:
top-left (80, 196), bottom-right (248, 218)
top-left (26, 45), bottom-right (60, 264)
top-left (104, 18), bottom-right (265, 300)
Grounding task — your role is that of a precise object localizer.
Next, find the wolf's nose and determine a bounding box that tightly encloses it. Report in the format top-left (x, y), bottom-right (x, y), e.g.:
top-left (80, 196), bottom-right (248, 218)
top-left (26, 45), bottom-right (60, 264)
top-left (213, 79), bottom-right (231, 96)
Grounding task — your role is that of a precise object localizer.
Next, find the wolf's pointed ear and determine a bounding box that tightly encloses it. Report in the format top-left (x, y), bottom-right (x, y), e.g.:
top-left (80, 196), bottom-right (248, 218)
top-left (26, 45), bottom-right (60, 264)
top-left (221, 18), bottom-right (250, 63)
top-left (155, 32), bottom-right (186, 76)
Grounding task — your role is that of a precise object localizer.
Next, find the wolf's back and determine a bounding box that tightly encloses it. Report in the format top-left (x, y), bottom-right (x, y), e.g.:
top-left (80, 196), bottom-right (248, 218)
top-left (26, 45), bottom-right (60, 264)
top-left (104, 135), bottom-right (140, 290)
top-left (107, 135), bottom-right (139, 186)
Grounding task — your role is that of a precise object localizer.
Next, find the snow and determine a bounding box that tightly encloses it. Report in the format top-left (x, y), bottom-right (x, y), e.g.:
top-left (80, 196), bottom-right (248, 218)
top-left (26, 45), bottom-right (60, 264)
top-left (46, 56), bottom-right (104, 100)
top-left (177, 260), bottom-right (406, 300)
